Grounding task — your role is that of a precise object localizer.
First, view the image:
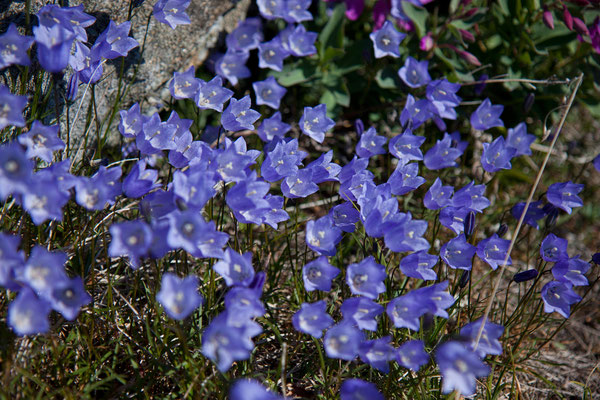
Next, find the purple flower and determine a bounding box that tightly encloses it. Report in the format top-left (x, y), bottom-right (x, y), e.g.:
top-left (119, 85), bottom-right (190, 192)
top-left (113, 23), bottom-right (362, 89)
top-left (305, 215), bottom-right (342, 256)
top-left (470, 98), bottom-right (504, 131)
top-left (37, 4), bottom-right (95, 42)
top-left (49, 276), bottom-right (92, 320)
top-left (92, 20), bottom-right (138, 60)
top-left (0, 24), bottom-right (34, 69)
top-left (359, 336), bottom-right (395, 373)
top-left (8, 288), bottom-right (51, 336)
top-left (476, 234), bottom-right (512, 270)
top-left (346, 256), bottom-right (386, 299)
top-left (424, 178), bottom-right (454, 210)
top-left (216, 50), bottom-right (251, 85)
top-left (426, 79), bottom-right (462, 108)
top-left (300, 104), bottom-right (336, 143)
top-left (221, 96), bottom-right (261, 132)
top-left (69, 42), bottom-right (103, 86)
top-left (552, 256), bottom-right (590, 287)
top-left (212, 248), bottom-right (255, 287)
top-left (262, 138), bottom-right (305, 182)
top-left (506, 122), bottom-right (535, 156)
top-left (396, 340), bottom-right (429, 371)
top-left (282, 168), bottom-right (319, 198)
top-left (440, 234), bottom-right (476, 270)
top-left (22, 174), bottom-right (70, 225)
top-left (109, 220), bottom-right (153, 269)
top-left (74, 166), bottom-right (122, 210)
top-left (258, 37), bottom-right (290, 71)
top-left (439, 206), bottom-right (470, 235)
top-left (253, 76), bottom-right (287, 110)
top-left (288, 25), bottom-right (318, 56)
top-left (119, 103), bottom-right (145, 138)
top-left (330, 202), bottom-right (360, 233)
top-left (157, 273), bottom-right (203, 319)
top-left (369, 20), bottom-right (405, 58)
top-left (398, 57), bottom-right (431, 88)
top-left (153, 0), bottom-right (191, 29)
top-left (387, 291), bottom-right (434, 331)
top-left (340, 379), bottom-right (384, 400)
top-left (546, 181), bottom-right (584, 214)
top-left (306, 150), bottom-right (341, 183)
top-left (513, 269), bottom-right (538, 283)
top-left (340, 297), bottom-right (383, 331)
top-left (226, 18), bottom-right (263, 52)
top-left (19, 246), bottom-right (68, 298)
top-left (302, 256), bottom-right (340, 292)
top-left (511, 200), bottom-right (547, 229)
top-left (0, 233), bottom-right (25, 291)
top-left (400, 251), bottom-right (438, 280)
top-left (452, 181), bottom-right (490, 213)
top-left (593, 153), bottom-right (600, 172)
top-left (284, 0), bottom-right (313, 22)
top-left (400, 95), bottom-right (434, 129)
top-left (356, 127), bottom-right (387, 158)
top-left (0, 85), bottom-right (27, 130)
top-left (225, 286), bottom-right (265, 318)
top-left (257, 0), bottom-right (287, 20)
top-left (33, 24), bottom-right (74, 73)
top-left (388, 162), bottom-right (426, 195)
top-left (292, 300), bottom-right (334, 338)
top-left (423, 133), bottom-right (463, 170)
top-left (540, 233), bottom-right (568, 262)
top-left (459, 317), bottom-right (504, 358)
top-left (229, 379), bottom-right (283, 400)
top-left (435, 341), bottom-right (491, 396)
top-left (167, 210), bottom-right (228, 258)
top-left (324, 322), bottom-right (364, 360)
top-left (541, 281), bottom-right (581, 318)
top-left (170, 66), bottom-right (201, 99)
top-left (257, 112), bottom-right (291, 142)
top-left (195, 76), bottom-right (233, 111)
top-left (481, 136), bottom-right (516, 173)
top-left (0, 142), bottom-right (33, 200)
top-left (388, 130), bottom-right (426, 163)
top-left (383, 212), bottom-right (430, 253)
top-left (123, 160), bottom-right (161, 198)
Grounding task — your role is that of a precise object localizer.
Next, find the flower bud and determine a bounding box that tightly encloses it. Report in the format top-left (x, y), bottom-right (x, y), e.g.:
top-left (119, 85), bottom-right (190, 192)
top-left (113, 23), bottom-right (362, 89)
top-left (459, 270), bottom-right (471, 288)
top-left (456, 49), bottom-right (482, 66)
top-left (563, 6), bottom-right (573, 30)
top-left (464, 211), bottom-right (476, 238)
top-left (545, 206), bottom-right (559, 229)
top-left (419, 33), bottom-right (434, 51)
top-left (475, 74), bottom-right (488, 96)
top-left (592, 253), bottom-right (600, 264)
top-left (175, 197), bottom-right (188, 211)
top-left (496, 223), bottom-right (508, 238)
top-left (523, 93), bottom-right (535, 113)
top-left (513, 269), bottom-right (538, 283)
top-left (573, 18), bottom-right (590, 36)
top-left (459, 29), bottom-right (475, 43)
top-left (355, 119), bottom-right (364, 136)
top-left (464, 8), bottom-right (478, 18)
top-left (543, 9), bottom-right (555, 30)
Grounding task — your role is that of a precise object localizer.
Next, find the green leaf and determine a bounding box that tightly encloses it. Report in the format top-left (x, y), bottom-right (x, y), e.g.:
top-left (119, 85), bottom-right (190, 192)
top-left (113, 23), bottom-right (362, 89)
top-left (318, 3), bottom-right (345, 54)
top-left (375, 67), bottom-right (402, 89)
top-left (401, 2), bottom-right (428, 38)
top-left (320, 47), bottom-right (345, 65)
top-left (319, 90), bottom-right (337, 113)
top-left (271, 60), bottom-right (319, 86)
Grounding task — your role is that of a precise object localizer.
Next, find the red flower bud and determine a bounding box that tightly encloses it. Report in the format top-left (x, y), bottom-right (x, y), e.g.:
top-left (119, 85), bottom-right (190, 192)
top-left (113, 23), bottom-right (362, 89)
top-left (573, 17), bottom-right (590, 36)
top-left (563, 6), bottom-right (574, 30)
top-left (543, 10), bottom-right (555, 29)
top-left (459, 29), bottom-right (475, 42)
top-left (457, 49), bottom-right (481, 66)
top-left (419, 33), bottom-right (434, 51)
top-left (464, 8), bottom-right (478, 18)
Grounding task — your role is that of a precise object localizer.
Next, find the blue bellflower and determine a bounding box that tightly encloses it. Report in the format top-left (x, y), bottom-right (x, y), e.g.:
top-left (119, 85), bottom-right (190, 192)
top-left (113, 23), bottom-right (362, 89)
top-left (221, 96), bottom-right (261, 132)
top-left (541, 281), bottom-right (581, 318)
top-left (369, 20), bottom-right (405, 58)
top-left (287, 25), bottom-right (318, 57)
top-left (153, 0), bottom-right (191, 29)
top-left (358, 336), bottom-right (395, 373)
top-left (546, 181), bottom-right (584, 214)
top-left (226, 18), bottom-right (263, 52)
top-left (305, 215), bottom-right (342, 256)
top-left (476, 234), bottom-right (512, 270)
top-left (212, 248), bottom-right (255, 287)
top-left (157, 273), bottom-right (203, 320)
top-left (540, 233), bottom-right (569, 262)
top-left (481, 136), bottom-right (516, 173)
top-left (258, 37), bottom-right (289, 71)
top-left (436, 341), bottom-right (491, 396)
top-left (459, 317), bottom-right (504, 358)
top-left (356, 127), bottom-right (387, 158)
top-left (470, 98), bottom-right (504, 130)
top-left (8, 288), bottom-right (51, 336)
top-left (292, 300), bottom-right (334, 338)
top-left (109, 220), bottom-right (154, 269)
top-left (49, 276), bottom-right (92, 321)
top-left (229, 379), bottom-right (283, 400)
top-left (324, 322), bottom-right (365, 361)
top-left (398, 57), bottom-right (431, 88)
top-left (300, 104), bottom-right (336, 143)
top-left (552, 256), bottom-right (590, 287)
top-left (340, 297), bottom-right (384, 331)
top-left (440, 234), bottom-right (476, 270)
top-left (423, 133), bottom-right (463, 170)
top-left (170, 66), bottom-right (201, 99)
top-left (0, 24), bottom-right (34, 69)
top-left (257, 112), bottom-right (291, 142)
top-left (340, 379), bottom-right (384, 400)
top-left (195, 76), bottom-right (234, 111)
top-left (346, 256), bottom-right (386, 299)
top-left (0, 86), bottom-right (27, 130)
top-left (253, 76), bottom-right (287, 109)
top-left (396, 340), bottom-right (429, 371)
top-left (506, 122), bottom-right (535, 156)
top-left (215, 50), bottom-right (251, 85)
top-left (302, 256), bottom-right (340, 292)
top-left (399, 251), bottom-right (438, 280)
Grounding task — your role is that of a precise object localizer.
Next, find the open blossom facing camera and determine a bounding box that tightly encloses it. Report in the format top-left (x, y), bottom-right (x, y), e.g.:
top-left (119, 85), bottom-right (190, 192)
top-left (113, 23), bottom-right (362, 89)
top-left (436, 341), bottom-right (491, 396)
top-left (153, 0), bottom-right (191, 29)
top-left (300, 104), bottom-right (335, 143)
top-left (370, 20), bottom-right (405, 58)
top-left (157, 273), bottom-right (203, 320)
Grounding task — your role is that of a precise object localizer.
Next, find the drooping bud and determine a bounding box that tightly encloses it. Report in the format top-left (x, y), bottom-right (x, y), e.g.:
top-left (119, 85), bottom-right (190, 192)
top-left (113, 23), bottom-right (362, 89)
top-left (419, 33), bottom-right (434, 51)
top-left (573, 18), bottom-right (590, 36)
top-left (543, 9), bottom-right (555, 30)
top-left (496, 224), bottom-right (508, 238)
top-left (563, 6), bottom-right (574, 30)
top-left (464, 211), bottom-right (476, 238)
top-left (459, 270), bottom-right (471, 288)
top-left (592, 253), bottom-right (600, 264)
top-left (459, 29), bottom-right (475, 43)
top-left (523, 93), bottom-right (535, 113)
top-left (545, 206), bottom-right (559, 229)
top-left (513, 269), bottom-right (538, 283)
top-left (355, 119), bottom-right (364, 136)
top-left (464, 8), bottom-right (478, 18)
top-left (456, 49), bottom-right (482, 66)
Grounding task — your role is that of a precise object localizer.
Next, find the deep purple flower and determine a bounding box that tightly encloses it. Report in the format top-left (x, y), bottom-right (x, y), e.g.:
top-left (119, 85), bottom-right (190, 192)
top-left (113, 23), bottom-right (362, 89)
top-left (476, 234), bottom-right (512, 270)
top-left (19, 246), bottom-right (68, 298)
top-left (221, 96), bottom-right (261, 132)
top-left (388, 162), bottom-right (426, 195)
top-left (460, 317), bottom-right (504, 358)
top-left (541, 281), bottom-right (581, 318)
top-left (153, 0), bottom-right (191, 29)
top-left (471, 98), bottom-right (504, 130)
top-left (0, 24), bottom-right (34, 69)
top-left (356, 127), bottom-right (387, 158)
top-left (305, 215), bottom-right (342, 256)
top-left (157, 273), bottom-right (203, 319)
top-left (436, 341), bottom-right (491, 396)
top-left (346, 256), bottom-right (386, 299)
top-left (288, 25), bottom-right (318, 57)
top-left (302, 256), bottom-right (340, 292)
top-left (229, 379), bottom-right (283, 400)
top-left (340, 379), bottom-right (384, 400)
top-left (423, 133), bottom-right (463, 170)
top-left (359, 336), bottom-right (395, 373)
top-left (506, 122), bottom-right (535, 156)
top-left (109, 220), bottom-right (153, 269)
top-left (540, 233), bottom-right (568, 262)
top-left (398, 57), bottom-right (431, 88)
top-left (282, 168), bottom-right (319, 198)
top-left (8, 288), bottom-right (51, 336)
top-left (546, 181), bottom-right (584, 214)
top-left (511, 200), bottom-right (547, 229)
top-left (292, 300), bottom-right (334, 338)
top-left (452, 181), bottom-right (490, 213)
top-left (253, 76), bottom-right (287, 109)
top-left (513, 269), bottom-right (538, 283)
top-left (330, 201), bottom-right (360, 233)
top-left (552, 256), bottom-right (590, 287)
top-left (388, 130), bottom-right (426, 163)
top-left (170, 66), bottom-right (201, 99)
top-left (257, 112), bottom-right (291, 142)
top-left (306, 150), bottom-right (341, 183)
top-left (481, 136), bottom-right (516, 173)
top-left (195, 76), bottom-right (234, 111)
top-left (440, 234), bottom-right (477, 270)
top-left (424, 178), bottom-right (454, 210)
top-left (258, 37), bottom-right (289, 71)
top-left (212, 248), bottom-right (255, 287)
top-left (383, 212), bottom-right (430, 253)
top-left (92, 20), bottom-right (138, 60)
top-left (0, 85), bottom-right (27, 130)
top-left (340, 297), bottom-right (383, 331)
top-left (33, 24), bottom-right (74, 73)
top-left (439, 206), bottom-right (470, 235)
top-left (370, 20), bottom-right (405, 58)
top-left (123, 160), bottom-right (160, 198)
top-left (400, 95), bottom-right (434, 129)
top-left (226, 18), bottom-right (263, 52)
top-left (396, 340), bottom-right (429, 371)
top-left (324, 322), bottom-right (364, 360)
top-left (300, 104), bottom-right (335, 143)
top-left (400, 251), bottom-right (438, 280)
top-left (49, 276), bottom-right (92, 321)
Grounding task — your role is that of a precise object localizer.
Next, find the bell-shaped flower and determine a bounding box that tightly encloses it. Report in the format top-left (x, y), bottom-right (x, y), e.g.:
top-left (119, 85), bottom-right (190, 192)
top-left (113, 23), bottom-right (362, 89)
top-left (346, 256), bottom-right (386, 299)
top-left (170, 66), bottom-right (201, 99)
top-left (424, 133), bottom-right (463, 170)
top-left (157, 273), bottom-right (203, 320)
top-left (440, 234), bottom-right (476, 270)
top-left (153, 0), bottom-right (191, 29)
top-left (229, 379), bottom-right (283, 400)
top-left (356, 127), bottom-right (387, 158)
top-left (300, 104), bottom-right (335, 143)
top-left (540, 233), bottom-right (569, 262)
top-left (546, 181), bottom-right (584, 214)
top-left (305, 215), bottom-right (342, 256)
top-left (506, 122), bottom-right (535, 156)
top-left (0, 85), bottom-right (27, 130)
top-left (400, 251), bottom-right (438, 280)
top-left (340, 379), bottom-right (384, 400)
top-left (0, 24), bottom-right (34, 69)
top-left (388, 130), bottom-right (426, 163)
top-left (481, 136), bottom-right (516, 172)
top-left (358, 336), bottom-right (395, 373)
top-left (324, 321), bottom-right (364, 361)
top-left (396, 340), bottom-right (429, 371)
top-left (195, 76), bottom-right (234, 111)
top-left (369, 20), bottom-right (405, 58)
top-left (541, 280), bottom-right (581, 318)
top-left (213, 248), bottom-right (255, 287)
top-left (476, 234), bottom-right (512, 270)
top-left (292, 300), bottom-right (334, 338)
top-left (552, 256), bottom-right (590, 287)
top-left (459, 317), bottom-right (504, 358)
top-left (435, 341), bottom-right (491, 396)
top-left (257, 112), bottom-right (291, 142)
top-left (109, 220), bottom-right (154, 269)
top-left (253, 76), bottom-right (287, 109)
top-left (424, 178), bottom-right (454, 210)
top-left (470, 98), bottom-right (504, 131)
top-left (302, 256), bottom-right (340, 292)
top-left (340, 297), bottom-right (383, 331)
top-left (226, 18), bottom-right (263, 52)
top-left (398, 57), bottom-right (431, 88)
top-left (7, 288), bottom-right (51, 336)
top-left (221, 96), bottom-right (261, 132)
top-left (258, 37), bottom-right (290, 71)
